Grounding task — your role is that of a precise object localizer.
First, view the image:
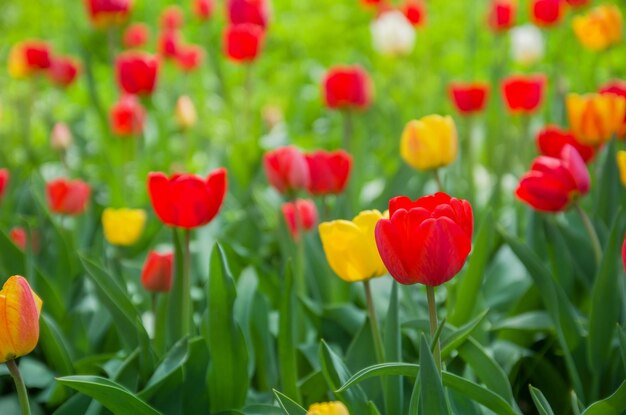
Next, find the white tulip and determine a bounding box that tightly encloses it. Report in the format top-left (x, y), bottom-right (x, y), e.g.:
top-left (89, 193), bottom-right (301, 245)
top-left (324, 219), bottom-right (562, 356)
top-left (510, 24), bottom-right (544, 66)
top-left (371, 11), bottom-right (416, 57)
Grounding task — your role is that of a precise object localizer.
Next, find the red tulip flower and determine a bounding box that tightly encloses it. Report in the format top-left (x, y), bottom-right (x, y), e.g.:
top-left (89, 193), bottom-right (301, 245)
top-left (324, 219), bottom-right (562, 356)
top-left (141, 251), bottom-right (174, 293)
top-left (227, 0), bottom-right (269, 29)
top-left (148, 169), bottom-right (227, 229)
top-left (48, 56), bottom-right (80, 87)
top-left (536, 125), bottom-right (595, 163)
top-left (531, 0), bottom-right (563, 27)
top-left (110, 94), bottom-right (145, 136)
top-left (304, 150), bottom-right (352, 195)
top-left (622, 235), bottom-right (626, 273)
top-left (46, 178), bottom-right (91, 215)
top-left (8, 41), bottom-right (52, 79)
top-left (282, 199), bottom-right (318, 240)
top-left (322, 65), bottom-right (372, 110)
top-left (194, 0), bottom-right (214, 20)
top-left (0, 169), bottom-right (9, 204)
top-left (566, 0), bottom-right (590, 7)
top-left (402, 0), bottom-right (426, 27)
top-left (264, 146), bottom-right (310, 194)
top-left (160, 5), bottom-right (184, 30)
top-left (158, 30), bottom-right (181, 60)
top-left (502, 75), bottom-right (546, 114)
top-left (599, 80), bottom-right (626, 138)
top-left (375, 192), bottom-right (473, 286)
top-left (223, 24), bottom-right (264, 63)
top-left (176, 44), bottom-right (204, 72)
top-left (516, 144), bottom-right (590, 212)
top-left (116, 51), bottom-right (159, 95)
top-left (10, 227), bottom-right (27, 251)
top-left (488, 0), bottom-right (516, 32)
top-left (84, 0), bottom-right (132, 28)
top-left (123, 23), bottom-right (150, 49)
top-left (449, 82), bottom-right (489, 115)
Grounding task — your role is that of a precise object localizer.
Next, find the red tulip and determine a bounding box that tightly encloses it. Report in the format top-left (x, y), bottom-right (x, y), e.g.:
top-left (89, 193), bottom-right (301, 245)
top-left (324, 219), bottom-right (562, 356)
top-left (141, 251), bottom-right (174, 293)
top-left (536, 125), bottom-right (595, 163)
top-left (176, 44), bottom-right (204, 72)
top-left (488, 0), bottom-right (516, 32)
top-left (516, 144), bottom-right (590, 212)
top-left (116, 51), bottom-right (159, 95)
top-left (375, 192), bottom-right (473, 286)
top-left (0, 169), bottom-right (9, 204)
top-left (599, 80), bottom-right (626, 138)
top-left (158, 30), bottom-right (181, 59)
top-left (46, 178), bottom-right (91, 215)
top-left (194, 0), bottom-right (214, 20)
top-left (148, 169), bottom-right (227, 229)
top-left (123, 23), bottom-right (150, 49)
top-left (160, 5), bottom-right (184, 30)
top-left (84, 0), bottom-right (132, 28)
top-left (110, 94), bottom-right (145, 136)
top-left (566, 0), bottom-right (590, 7)
top-left (48, 56), bottom-right (80, 87)
top-left (223, 24), bottom-right (264, 63)
top-left (282, 199), bottom-right (318, 240)
top-left (449, 82), bottom-right (489, 115)
top-left (502, 75), bottom-right (546, 114)
top-left (622, 235), bottom-right (626, 273)
top-left (304, 150), bottom-right (352, 195)
top-left (8, 41), bottom-right (51, 78)
top-left (10, 227), bottom-right (27, 251)
top-left (322, 65), bottom-right (372, 110)
top-left (531, 0), bottom-right (563, 27)
top-left (227, 0), bottom-right (269, 29)
top-left (264, 146), bottom-right (310, 194)
top-left (402, 0), bottom-right (426, 26)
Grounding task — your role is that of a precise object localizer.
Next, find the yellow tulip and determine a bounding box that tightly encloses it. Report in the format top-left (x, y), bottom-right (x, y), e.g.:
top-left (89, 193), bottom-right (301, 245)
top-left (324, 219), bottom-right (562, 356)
top-left (572, 5), bottom-right (622, 51)
top-left (400, 115), bottom-right (457, 171)
top-left (175, 95), bottom-right (197, 130)
top-left (307, 401), bottom-right (349, 415)
top-left (617, 151), bottom-right (626, 187)
top-left (319, 210), bottom-right (387, 282)
top-left (102, 208), bottom-right (147, 246)
top-left (0, 276), bottom-right (42, 363)
top-left (566, 93), bottom-right (626, 146)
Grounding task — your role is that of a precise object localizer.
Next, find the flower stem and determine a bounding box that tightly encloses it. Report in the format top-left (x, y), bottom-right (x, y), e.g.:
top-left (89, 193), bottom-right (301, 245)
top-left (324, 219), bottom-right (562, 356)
top-left (363, 280), bottom-right (385, 364)
top-left (182, 228), bottom-right (192, 336)
top-left (433, 169), bottom-right (444, 192)
top-left (426, 285), bottom-right (442, 371)
top-left (151, 293), bottom-right (157, 339)
top-left (342, 110), bottom-right (353, 153)
top-left (6, 360), bottom-right (31, 415)
top-left (574, 203), bottom-right (602, 266)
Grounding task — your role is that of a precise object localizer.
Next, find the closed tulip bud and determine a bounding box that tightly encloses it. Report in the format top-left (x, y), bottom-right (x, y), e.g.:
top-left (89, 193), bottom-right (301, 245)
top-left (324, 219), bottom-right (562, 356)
top-left (223, 24), bottom-right (264, 63)
top-left (536, 125), bottom-right (594, 163)
top-left (0, 276), bottom-right (42, 363)
top-left (573, 5), bottom-right (622, 51)
top-left (102, 208), bottom-right (146, 246)
top-left (282, 199), bottom-right (317, 241)
top-left (599, 80), bottom-right (626, 138)
top-left (158, 30), bottom-right (182, 59)
top-left (0, 169), bottom-right (10, 204)
top-left (305, 150), bottom-right (352, 195)
top-left (375, 192), bottom-right (473, 286)
top-left (449, 82), bottom-right (489, 115)
top-left (307, 401), bottom-right (349, 415)
top-left (115, 51), bottom-right (159, 96)
top-left (401, 115), bottom-right (457, 171)
top-left (510, 24), bottom-right (544, 66)
top-left (319, 210), bottom-right (387, 282)
top-left (48, 56), bottom-right (80, 87)
top-left (402, 0), bottom-right (426, 27)
top-left (227, 0), bottom-right (269, 29)
top-left (531, 0), bottom-right (563, 28)
top-left (488, 0), bottom-right (516, 33)
top-left (175, 44), bottom-right (204, 72)
top-left (160, 5), bottom-right (184, 30)
top-left (148, 169), bottom-right (227, 229)
top-left (566, 93), bottom-right (626, 146)
top-left (501, 74), bottom-right (546, 114)
top-left (84, 0), bottom-right (132, 28)
top-left (123, 23), bottom-right (150, 49)
top-left (617, 151), bottom-right (626, 187)
top-left (176, 95), bottom-right (197, 129)
top-left (8, 41), bottom-right (51, 79)
top-left (141, 251), bottom-right (174, 293)
top-left (46, 178), bottom-right (91, 215)
top-left (264, 146), bottom-right (310, 194)
top-left (516, 144), bottom-right (590, 212)
top-left (194, 0), bottom-right (214, 20)
top-left (51, 122), bottom-right (73, 151)
top-left (371, 11), bottom-right (416, 57)
top-left (322, 65), bottom-right (372, 110)
top-left (110, 94), bottom-right (145, 137)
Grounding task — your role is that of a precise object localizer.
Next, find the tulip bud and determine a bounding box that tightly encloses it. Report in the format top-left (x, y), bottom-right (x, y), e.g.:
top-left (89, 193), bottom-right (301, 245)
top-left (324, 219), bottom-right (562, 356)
top-left (160, 5), bottom-right (184, 30)
top-left (282, 199), bottom-right (318, 241)
top-left (102, 208), bottom-right (147, 246)
top-left (176, 95), bottom-right (198, 129)
top-left (304, 150), bottom-right (352, 195)
top-left (110, 95), bottom-right (146, 137)
top-left (263, 146), bottom-right (310, 194)
top-left (401, 115), bottom-right (457, 171)
top-left (227, 0), bottom-right (269, 29)
top-left (51, 122), bottom-right (73, 151)
top-left (488, 0), bottom-right (516, 33)
top-left (48, 56), bottom-right (80, 88)
top-left (370, 11), bottom-right (416, 57)
top-left (306, 401), bottom-right (349, 415)
top-left (510, 24), bottom-right (544, 66)
top-left (223, 24), bottom-right (265, 63)
top-left (158, 30), bottom-right (182, 59)
top-left (46, 178), bottom-right (91, 215)
top-left (322, 65), bottom-right (373, 110)
top-left (175, 44), bottom-right (204, 72)
top-left (0, 169), bottom-right (10, 204)
top-left (531, 0), bottom-right (563, 28)
top-left (194, 0), bottom-right (214, 20)
top-left (115, 51), bottom-right (159, 96)
top-left (141, 252), bottom-right (174, 293)
top-left (622, 234), bottom-right (626, 273)
top-left (9, 228), bottom-right (27, 251)
top-left (501, 74), bottom-right (546, 114)
top-left (448, 82), bottom-right (489, 115)
top-left (123, 23), bottom-right (150, 49)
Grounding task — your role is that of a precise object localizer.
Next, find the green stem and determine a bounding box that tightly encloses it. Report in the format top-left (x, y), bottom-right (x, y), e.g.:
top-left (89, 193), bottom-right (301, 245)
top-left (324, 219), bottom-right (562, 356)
top-left (151, 293), bottom-right (157, 339)
top-left (342, 110), bottom-right (353, 153)
top-left (433, 169), bottom-right (444, 193)
top-left (182, 229), bottom-right (192, 336)
top-left (364, 280), bottom-right (385, 364)
top-left (6, 360), bottom-right (31, 415)
top-left (291, 196), bottom-right (306, 298)
top-left (574, 203), bottom-right (602, 266)
top-left (426, 285), bottom-right (442, 371)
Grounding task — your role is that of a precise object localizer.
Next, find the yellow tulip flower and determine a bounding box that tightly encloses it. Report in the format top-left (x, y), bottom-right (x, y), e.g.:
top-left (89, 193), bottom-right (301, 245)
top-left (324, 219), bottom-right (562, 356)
top-left (319, 210), bottom-right (387, 282)
top-left (617, 151), bottom-right (626, 187)
top-left (572, 5), bottom-right (622, 51)
top-left (400, 115), bottom-right (457, 171)
top-left (102, 208), bottom-right (147, 246)
top-left (307, 401), bottom-right (349, 415)
top-left (566, 93), bottom-right (626, 146)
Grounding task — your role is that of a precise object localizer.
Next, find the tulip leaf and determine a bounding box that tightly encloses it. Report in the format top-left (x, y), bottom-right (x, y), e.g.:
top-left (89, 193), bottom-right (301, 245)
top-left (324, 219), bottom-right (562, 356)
top-left (383, 282), bottom-right (402, 415)
top-left (56, 376), bottom-right (161, 415)
top-left (441, 309), bottom-right (489, 358)
top-left (278, 260), bottom-right (301, 402)
top-left (582, 380), bottom-right (626, 415)
top-left (204, 244), bottom-right (249, 412)
top-left (490, 311), bottom-right (553, 332)
top-left (273, 389), bottom-right (307, 415)
top-left (529, 385), bottom-right (556, 415)
top-left (419, 334), bottom-right (449, 414)
top-left (138, 337), bottom-right (189, 401)
top-left (594, 138), bottom-right (619, 226)
top-left (39, 313), bottom-right (74, 376)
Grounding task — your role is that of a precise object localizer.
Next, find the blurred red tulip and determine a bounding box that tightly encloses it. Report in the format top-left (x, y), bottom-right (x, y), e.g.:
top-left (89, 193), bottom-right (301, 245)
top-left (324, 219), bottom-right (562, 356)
top-left (304, 150), bottom-right (352, 195)
top-left (502, 75), bottom-right (546, 114)
top-left (488, 0), bottom-right (516, 32)
top-left (531, 0), bottom-right (563, 27)
top-left (516, 144), bottom-right (590, 212)
top-left (48, 56), bottom-right (80, 87)
top-left (123, 23), bottom-right (150, 49)
top-left (375, 192), bottom-right (473, 286)
top-left (148, 169), bottom-right (227, 229)
top-left (227, 0), bottom-right (269, 29)
top-left (536, 125), bottom-right (595, 163)
top-left (224, 24), bottom-right (264, 63)
top-left (449, 82), bottom-right (489, 115)
top-left (160, 5), bottom-right (184, 30)
top-left (264, 146), bottom-right (310, 194)
top-left (402, 0), bottom-right (426, 26)
top-left (84, 0), bottom-right (132, 28)
top-left (599, 80), bottom-right (626, 138)
top-left (566, 0), bottom-right (590, 7)
top-left (141, 251), bottom-right (174, 293)
top-left (360, 0), bottom-right (387, 7)
top-left (322, 65), bottom-right (372, 110)
top-left (176, 44), bottom-right (204, 72)
top-left (8, 41), bottom-right (51, 79)
top-left (194, 0), bottom-right (214, 20)
top-left (116, 51), bottom-right (159, 95)
top-left (622, 235), bottom-right (626, 273)
top-left (46, 178), bottom-right (91, 215)
top-left (158, 30), bottom-right (181, 59)
top-left (9, 228), bottom-right (27, 251)
top-left (0, 169), bottom-right (9, 204)
top-left (110, 95), bottom-right (145, 136)
top-left (282, 199), bottom-right (318, 240)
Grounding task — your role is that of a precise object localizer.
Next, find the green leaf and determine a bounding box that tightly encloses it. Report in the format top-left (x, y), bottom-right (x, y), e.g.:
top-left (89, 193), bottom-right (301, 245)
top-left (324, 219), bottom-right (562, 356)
top-left (441, 309), bottom-right (488, 358)
top-left (138, 337), bottom-right (189, 401)
top-left (529, 385), bottom-right (556, 415)
top-left (490, 311), bottom-right (553, 332)
top-left (278, 261), bottom-right (300, 402)
top-left (57, 376), bottom-right (161, 415)
top-left (368, 401), bottom-right (382, 415)
top-left (383, 282), bottom-right (402, 415)
top-left (273, 390), bottom-right (307, 415)
top-left (582, 380), bottom-right (626, 415)
top-left (419, 334), bottom-right (448, 414)
top-left (39, 313), bottom-right (74, 376)
top-left (594, 138), bottom-right (619, 225)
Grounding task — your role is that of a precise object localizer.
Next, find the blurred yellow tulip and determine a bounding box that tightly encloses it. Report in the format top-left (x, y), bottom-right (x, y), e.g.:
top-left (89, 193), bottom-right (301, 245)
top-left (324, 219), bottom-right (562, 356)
top-left (617, 151), bottom-right (626, 187)
top-left (566, 93), bottom-right (626, 146)
top-left (307, 401), bottom-right (349, 415)
top-left (102, 208), bottom-right (147, 246)
top-left (319, 210), bottom-right (387, 282)
top-left (401, 115), bottom-right (457, 171)
top-left (175, 95), bottom-right (197, 129)
top-left (572, 5), bottom-right (622, 51)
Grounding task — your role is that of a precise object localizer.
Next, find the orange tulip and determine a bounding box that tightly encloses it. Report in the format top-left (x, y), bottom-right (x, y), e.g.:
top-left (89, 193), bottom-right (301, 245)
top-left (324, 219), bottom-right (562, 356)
top-left (572, 5), bottom-right (622, 51)
top-left (566, 93), bottom-right (626, 146)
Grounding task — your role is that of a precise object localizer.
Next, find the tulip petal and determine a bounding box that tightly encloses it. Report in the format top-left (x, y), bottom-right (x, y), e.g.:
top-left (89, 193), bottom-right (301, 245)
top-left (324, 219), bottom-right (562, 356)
top-left (148, 172), bottom-right (175, 226)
